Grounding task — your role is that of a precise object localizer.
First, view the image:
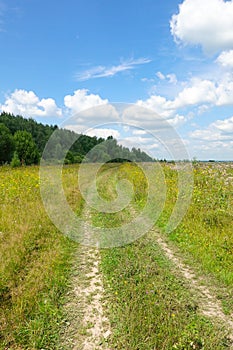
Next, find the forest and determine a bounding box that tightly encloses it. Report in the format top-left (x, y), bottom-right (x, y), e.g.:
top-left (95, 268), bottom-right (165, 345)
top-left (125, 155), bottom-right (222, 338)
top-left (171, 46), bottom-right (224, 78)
top-left (0, 112), bottom-right (154, 165)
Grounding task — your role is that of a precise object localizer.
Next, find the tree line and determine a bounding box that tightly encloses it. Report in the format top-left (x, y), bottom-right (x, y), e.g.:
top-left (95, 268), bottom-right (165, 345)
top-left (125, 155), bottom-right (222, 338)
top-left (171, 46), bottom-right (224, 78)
top-left (0, 112), bottom-right (154, 166)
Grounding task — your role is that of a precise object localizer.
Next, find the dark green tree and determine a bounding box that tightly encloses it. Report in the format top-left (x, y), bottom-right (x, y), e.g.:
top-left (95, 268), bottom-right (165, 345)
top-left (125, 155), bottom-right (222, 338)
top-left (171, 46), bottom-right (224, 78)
top-left (0, 123), bottom-right (15, 163)
top-left (64, 150), bottom-right (74, 164)
top-left (0, 112), bottom-right (154, 165)
top-left (14, 130), bottom-right (39, 165)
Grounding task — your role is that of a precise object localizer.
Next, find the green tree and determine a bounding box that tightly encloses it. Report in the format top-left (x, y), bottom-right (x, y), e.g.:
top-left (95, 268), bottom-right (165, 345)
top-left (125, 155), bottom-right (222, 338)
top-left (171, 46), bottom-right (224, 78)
top-left (0, 123), bottom-right (15, 163)
top-left (64, 150), bottom-right (74, 164)
top-left (10, 151), bottom-right (21, 167)
top-left (14, 130), bottom-right (39, 165)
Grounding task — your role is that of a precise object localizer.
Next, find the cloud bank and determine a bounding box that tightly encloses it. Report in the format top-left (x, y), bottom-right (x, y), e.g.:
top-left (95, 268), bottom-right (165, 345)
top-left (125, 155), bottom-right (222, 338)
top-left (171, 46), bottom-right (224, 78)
top-left (171, 0), bottom-right (233, 54)
top-left (0, 89), bottom-right (62, 118)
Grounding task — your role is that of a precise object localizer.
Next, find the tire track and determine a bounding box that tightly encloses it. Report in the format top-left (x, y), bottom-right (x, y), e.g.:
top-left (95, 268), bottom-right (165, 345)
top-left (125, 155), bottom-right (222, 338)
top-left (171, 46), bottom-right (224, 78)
top-left (61, 202), bottom-right (111, 350)
top-left (152, 229), bottom-right (233, 345)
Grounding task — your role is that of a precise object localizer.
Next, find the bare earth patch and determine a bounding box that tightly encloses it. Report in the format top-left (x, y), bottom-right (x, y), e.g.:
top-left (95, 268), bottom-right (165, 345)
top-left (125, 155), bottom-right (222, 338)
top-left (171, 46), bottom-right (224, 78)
top-left (60, 245), bottom-right (111, 350)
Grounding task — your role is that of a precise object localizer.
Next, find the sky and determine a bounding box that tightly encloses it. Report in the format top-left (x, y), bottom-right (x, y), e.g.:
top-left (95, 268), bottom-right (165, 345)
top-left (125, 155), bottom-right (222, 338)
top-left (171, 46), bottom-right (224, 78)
top-left (1, 0), bottom-right (233, 160)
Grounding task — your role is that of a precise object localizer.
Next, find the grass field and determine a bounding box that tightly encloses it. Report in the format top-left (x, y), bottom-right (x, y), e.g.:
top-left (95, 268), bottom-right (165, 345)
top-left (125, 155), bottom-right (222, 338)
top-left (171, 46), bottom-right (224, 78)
top-left (0, 162), bottom-right (232, 349)
top-left (0, 166), bottom-right (77, 349)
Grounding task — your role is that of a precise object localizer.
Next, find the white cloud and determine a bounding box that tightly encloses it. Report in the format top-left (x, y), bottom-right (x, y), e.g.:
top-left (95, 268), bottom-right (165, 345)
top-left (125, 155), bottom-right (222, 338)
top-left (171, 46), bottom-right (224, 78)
top-left (137, 95), bottom-right (173, 117)
top-left (141, 77), bottom-right (155, 83)
top-left (118, 136), bottom-right (157, 155)
top-left (119, 135), bottom-right (171, 160)
top-left (170, 78), bottom-right (217, 109)
top-left (132, 130), bottom-right (147, 135)
top-left (215, 74), bottom-right (233, 105)
top-left (167, 74), bottom-right (178, 85)
top-left (171, 0), bottom-right (233, 54)
top-left (122, 136), bottom-right (152, 145)
top-left (75, 58), bottom-right (151, 81)
top-left (167, 114), bottom-right (186, 127)
top-left (212, 115), bottom-right (233, 133)
top-left (136, 95), bottom-right (187, 127)
top-left (63, 91), bottom-right (119, 133)
top-left (64, 124), bottom-right (86, 134)
top-left (64, 89), bottom-right (108, 114)
top-left (167, 75), bottom-right (233, 109)
top-left (156, 71), bottom-right (166, 80)
top-left (156, 72), bottom-right (177, 84)
top-left (86, 128), bottom-right (120, 139)
top-left (122, 105), bottom-right (160, 130)
top-left (190, 115), bottom-right (233, 143)
top-left (64, 121), bottom-right (120, 136)
top-left (190, 129), bottom-right (230, 141)
top-left (184, 121), bottom-right (233, 159)
top-left (0, 89), bottom-right (62, 118)
top-left (217, 50), bottom-right (233, 68)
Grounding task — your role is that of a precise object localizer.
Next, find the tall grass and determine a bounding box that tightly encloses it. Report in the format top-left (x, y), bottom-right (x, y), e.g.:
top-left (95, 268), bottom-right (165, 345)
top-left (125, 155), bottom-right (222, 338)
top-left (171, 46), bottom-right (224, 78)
top-left (0, 166), bottom-right (78, 349)
top-left (157, 163), bottom-right (233, 287)
top-left (1, 162), bottom-right (232, 349)
top-left (95, 162), bottom-right (232, 349)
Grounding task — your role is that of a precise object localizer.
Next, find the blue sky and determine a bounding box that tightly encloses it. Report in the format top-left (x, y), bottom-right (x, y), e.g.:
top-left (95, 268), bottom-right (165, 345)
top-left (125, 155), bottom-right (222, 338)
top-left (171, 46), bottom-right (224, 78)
top-left (1, 0), bottom-right (233, 160)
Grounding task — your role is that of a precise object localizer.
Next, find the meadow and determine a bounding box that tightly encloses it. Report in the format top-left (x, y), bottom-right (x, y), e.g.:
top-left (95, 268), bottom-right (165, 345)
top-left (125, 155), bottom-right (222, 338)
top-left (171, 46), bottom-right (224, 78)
top-left (0, 166), bottom-right (76, 349)
top-left (0, 162), bottom-right (232, 349)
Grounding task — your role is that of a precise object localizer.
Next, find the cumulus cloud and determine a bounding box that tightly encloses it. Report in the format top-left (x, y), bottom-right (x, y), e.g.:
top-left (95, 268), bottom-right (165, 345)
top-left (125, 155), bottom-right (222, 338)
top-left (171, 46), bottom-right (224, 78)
top-left (171, 0), bottom-right (233, 54)
top-left (170, 78), bottom-right (217, 109)
top-left (75, 58), bottom-right (151, 81)
top-left (0, 89), bottom-right (62, 118)
top-left (167, 114), bottom-right (186, 127)
top-left (156, 71), bottom-right (177, 84)
top-left (64, 89), bottom-right (108, 114)
top-left (190, 115), bottom-right (233, 143)
top-left (187, 115), bottom-right (233, 159)
top-left (215, 74), bottom-right (233, 105)
top-left (136, 95), bottom-right (186, 127)
top-left (167, 75), bottom-right (233, 109)
top-left (63, 90), bottom-right (120, 133)
top-left (212, 115), bottom-right (233, 133)
top-left (134, 70), bottom-right (233, 133)
top-left (137, 95), bottom-right (173, 118)
top-left (217, 50), bottom-right (233, 68)
top-left (190, 129), bottom-right (231, 141)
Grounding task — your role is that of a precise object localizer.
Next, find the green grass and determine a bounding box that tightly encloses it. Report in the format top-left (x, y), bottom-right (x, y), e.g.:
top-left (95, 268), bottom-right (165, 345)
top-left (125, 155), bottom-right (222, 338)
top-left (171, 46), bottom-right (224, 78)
top-left (1, 162), bottom-right (233, 349)
top-left (155, 163), bottom-right (233, 313)
top-left (93, 162), bottom-right (232, 349)
top-left (101, 234), bottom-right (230, 349)
top-left (0, 165), bottom-right (79, 349)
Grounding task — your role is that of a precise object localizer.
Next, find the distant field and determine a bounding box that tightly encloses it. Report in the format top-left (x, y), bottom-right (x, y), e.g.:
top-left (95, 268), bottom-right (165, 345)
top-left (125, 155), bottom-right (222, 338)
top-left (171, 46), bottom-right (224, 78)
top-left (0, 162), bottom-right (232, 349)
